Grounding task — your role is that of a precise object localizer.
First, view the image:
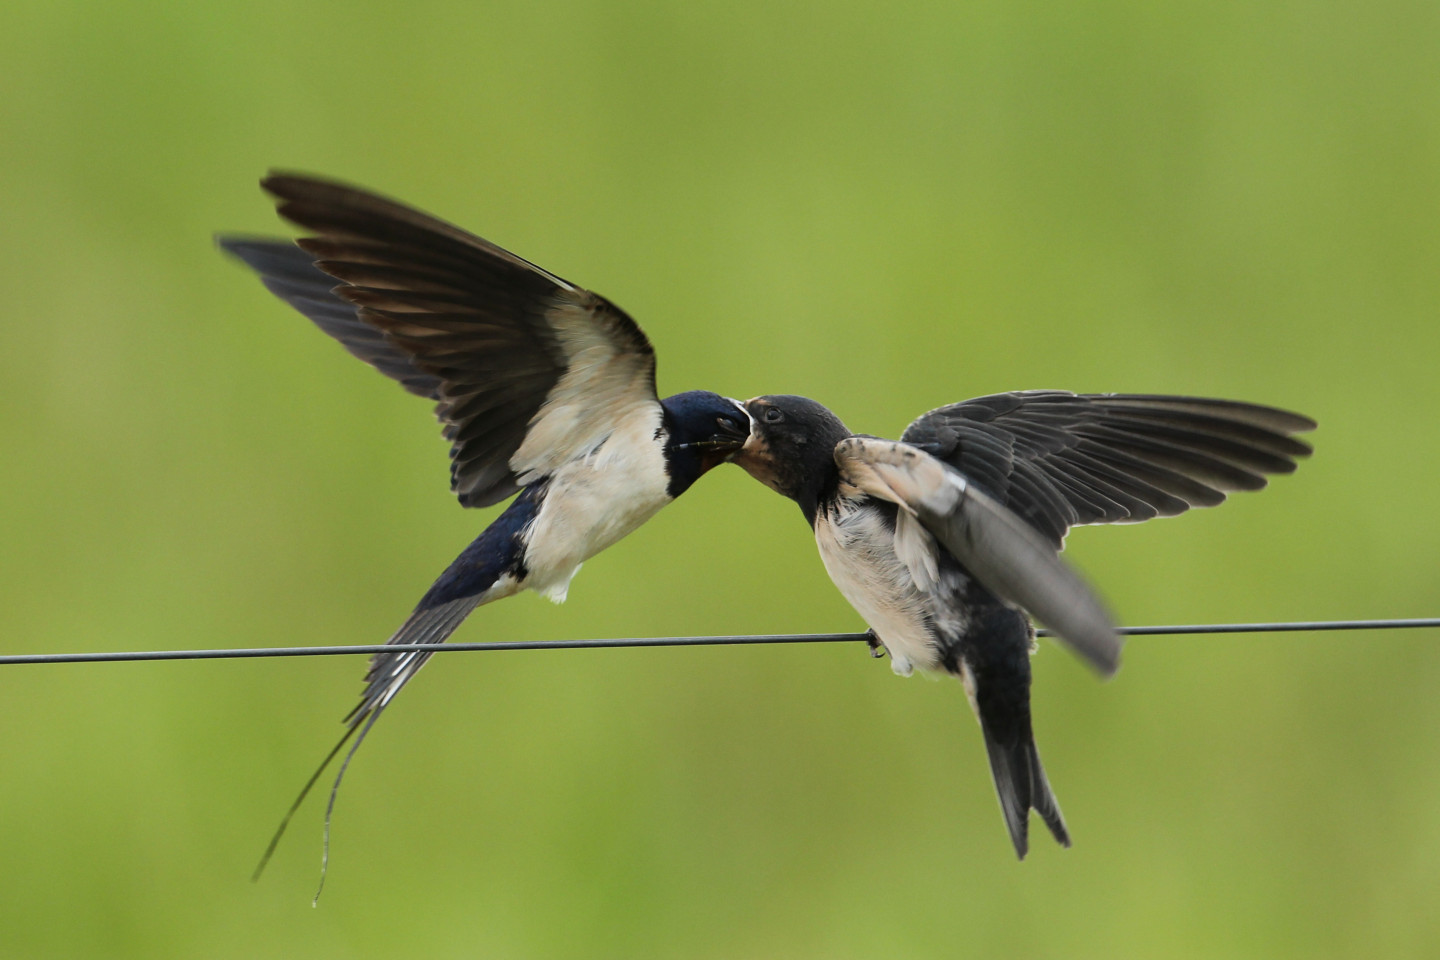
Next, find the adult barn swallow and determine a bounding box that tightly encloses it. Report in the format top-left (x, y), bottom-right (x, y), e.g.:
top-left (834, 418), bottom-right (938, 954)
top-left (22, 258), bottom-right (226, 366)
top-left (736, 391), bottom-right (1313, 857)
top-left (221, 174), bottom-right (750, 876)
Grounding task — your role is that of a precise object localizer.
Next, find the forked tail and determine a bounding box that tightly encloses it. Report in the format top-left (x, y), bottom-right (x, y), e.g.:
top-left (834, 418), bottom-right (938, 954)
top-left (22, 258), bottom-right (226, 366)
top-left (250, 595), bottom-right (487, 901)
top-left (252, 488), bottom-right (541, 897)
top-left (979, 720), bottom-right (1070, 859)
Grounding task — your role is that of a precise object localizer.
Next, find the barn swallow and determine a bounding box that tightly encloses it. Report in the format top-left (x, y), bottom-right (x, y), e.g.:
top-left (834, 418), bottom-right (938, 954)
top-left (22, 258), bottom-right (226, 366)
top-left (221, 174), bottom-right (750, 882)
top-left (735, 391), bottom-right (1314, 857)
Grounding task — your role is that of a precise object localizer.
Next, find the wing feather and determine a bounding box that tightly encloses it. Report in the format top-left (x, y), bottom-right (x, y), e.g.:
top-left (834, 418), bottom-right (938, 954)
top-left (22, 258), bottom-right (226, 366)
top-left (834, 437), bottom-right (1122, 675)
top-left (901, 391), bottom-right (1314, 548)
top-left (223, 173), bottom-right (660, 507)
top-left (217, 238), bottom-right (444, 400)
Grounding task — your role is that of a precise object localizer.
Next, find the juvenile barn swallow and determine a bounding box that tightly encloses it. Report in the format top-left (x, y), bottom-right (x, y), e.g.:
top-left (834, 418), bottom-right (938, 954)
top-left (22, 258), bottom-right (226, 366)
top-left (221, 175), bottom-right (750, 876)
top-left (735, 391), bottom-right (1314, 857)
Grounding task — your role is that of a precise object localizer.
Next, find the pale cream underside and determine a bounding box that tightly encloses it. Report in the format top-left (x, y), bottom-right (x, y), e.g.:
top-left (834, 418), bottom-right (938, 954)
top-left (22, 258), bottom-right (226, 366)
top-left (520, 403), bottom-right (673, 602)
top-left (815, 497), bottom-right (941, 678)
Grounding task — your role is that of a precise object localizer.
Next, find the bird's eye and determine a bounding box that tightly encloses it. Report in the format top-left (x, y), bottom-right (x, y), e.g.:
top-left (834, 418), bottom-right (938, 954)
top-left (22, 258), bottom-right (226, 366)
top-left (716, 415), bottom-right (738, 431)
top-left (763, 407), bottom-right (784, 423)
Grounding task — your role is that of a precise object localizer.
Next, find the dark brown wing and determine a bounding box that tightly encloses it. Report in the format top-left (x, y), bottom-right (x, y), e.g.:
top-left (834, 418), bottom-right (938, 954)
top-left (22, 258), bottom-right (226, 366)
top-left (900, 392), bottom-right (1315, 549)
top-left (233, 173), bottom-right (659, 507)
top-left (219, 238), bottom-right (444, 400)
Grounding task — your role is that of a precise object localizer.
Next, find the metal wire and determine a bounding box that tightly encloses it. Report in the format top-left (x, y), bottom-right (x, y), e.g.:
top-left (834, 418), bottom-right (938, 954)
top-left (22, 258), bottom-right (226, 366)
top-left (1, 618), bottom-right (1437, 666)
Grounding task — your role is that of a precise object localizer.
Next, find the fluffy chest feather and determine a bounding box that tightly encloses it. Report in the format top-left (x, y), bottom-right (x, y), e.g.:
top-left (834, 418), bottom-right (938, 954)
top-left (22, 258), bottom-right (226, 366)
top-left (520, 405), bottom-right (673, 599)
top-left (815, 495), bottom-right (970, 676)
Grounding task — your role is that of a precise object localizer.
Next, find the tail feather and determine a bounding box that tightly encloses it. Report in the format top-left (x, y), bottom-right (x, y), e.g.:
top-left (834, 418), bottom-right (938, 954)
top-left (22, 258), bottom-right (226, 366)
top-left (344, 597), bottom-right (486, 727)
top-left (252, 487), bottom-right (540, 890)
top-left (251, 593), bottom-right (490, 892)
top-left (980, 723), bottom-right (1070, 859)
top-left (1026, 745), bottom-right (1069, 849)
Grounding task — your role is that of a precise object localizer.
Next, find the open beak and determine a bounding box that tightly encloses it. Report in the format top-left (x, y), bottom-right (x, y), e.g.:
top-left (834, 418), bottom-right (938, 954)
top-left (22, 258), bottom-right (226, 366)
top-left (713, 398), bottom-right (753, 460)
top-left (708, 397), bottom-right (754, 457)
top-left (678, 399), bottom-right (752, 462)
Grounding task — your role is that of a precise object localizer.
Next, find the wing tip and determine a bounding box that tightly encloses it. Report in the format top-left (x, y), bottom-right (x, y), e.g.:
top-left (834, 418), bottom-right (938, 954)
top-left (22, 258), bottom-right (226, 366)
top-left (1091, 648), bottom-right (1123, 678)
top-left (261, 169), bottom-right (343, 199)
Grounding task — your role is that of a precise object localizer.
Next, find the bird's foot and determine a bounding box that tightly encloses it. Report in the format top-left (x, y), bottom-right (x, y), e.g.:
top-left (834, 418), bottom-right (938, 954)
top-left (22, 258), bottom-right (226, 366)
top-left (864, 629), bottom-right (887, 659)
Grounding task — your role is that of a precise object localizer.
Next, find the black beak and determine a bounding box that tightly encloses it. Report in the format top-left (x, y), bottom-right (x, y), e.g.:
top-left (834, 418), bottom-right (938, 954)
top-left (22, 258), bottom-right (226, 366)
top-left (676, 399), bottom-right (752, 458)
top-left (709, 398), bottom-right (752, 457)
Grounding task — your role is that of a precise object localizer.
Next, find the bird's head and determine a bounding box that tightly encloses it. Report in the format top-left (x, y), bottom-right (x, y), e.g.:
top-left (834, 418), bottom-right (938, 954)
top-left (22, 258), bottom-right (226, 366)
top-left (734, 395), bottom-right (852, 524)
top-left (661, 391), bottom-right (752, 496)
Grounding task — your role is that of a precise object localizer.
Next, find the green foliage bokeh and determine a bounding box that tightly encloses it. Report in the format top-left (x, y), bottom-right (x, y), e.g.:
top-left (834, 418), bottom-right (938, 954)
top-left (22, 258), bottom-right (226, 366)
top-left (2, 2), bottom-right (1438, 957)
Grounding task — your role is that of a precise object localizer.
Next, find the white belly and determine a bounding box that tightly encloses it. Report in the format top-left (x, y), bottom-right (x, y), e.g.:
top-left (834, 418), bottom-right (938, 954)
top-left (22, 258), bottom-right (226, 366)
top-left (520, 409), bottom-right (673, 602)
top-left (815, 501), bottom-right (941, 677)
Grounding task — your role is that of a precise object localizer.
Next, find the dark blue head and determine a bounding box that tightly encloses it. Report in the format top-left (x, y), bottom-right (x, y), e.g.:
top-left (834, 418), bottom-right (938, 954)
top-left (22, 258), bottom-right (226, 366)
top-left (660, 390), bottom-right (752, 497)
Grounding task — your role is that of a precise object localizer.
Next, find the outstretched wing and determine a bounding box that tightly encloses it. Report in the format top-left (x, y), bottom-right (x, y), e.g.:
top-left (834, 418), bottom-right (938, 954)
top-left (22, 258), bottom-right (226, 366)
top-left (834, 437), bottom-right (1121, 676)
top-left (900, 392), bottom-right (1315, 549)
top-left (223, 172), bottom-right (659, 507)
top-left (220, 239), bottom-right (444, 400)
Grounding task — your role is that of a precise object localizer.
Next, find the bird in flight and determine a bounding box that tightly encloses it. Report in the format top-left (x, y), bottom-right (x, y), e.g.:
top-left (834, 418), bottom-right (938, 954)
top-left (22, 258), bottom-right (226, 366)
top-left (734, 391), bottom-right (1314, 857)
top-left (221, 174), bottom-right (750, 886)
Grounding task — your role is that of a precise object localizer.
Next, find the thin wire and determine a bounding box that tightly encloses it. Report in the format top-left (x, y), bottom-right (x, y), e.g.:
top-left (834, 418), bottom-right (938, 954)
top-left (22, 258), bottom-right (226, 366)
top-left (1, 618), bottom-right (1438, 666)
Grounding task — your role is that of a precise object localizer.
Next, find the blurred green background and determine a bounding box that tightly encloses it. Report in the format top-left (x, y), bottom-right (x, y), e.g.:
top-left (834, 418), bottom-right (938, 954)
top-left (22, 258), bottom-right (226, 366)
top-left (2, 1), bottom-right (1438, 957)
